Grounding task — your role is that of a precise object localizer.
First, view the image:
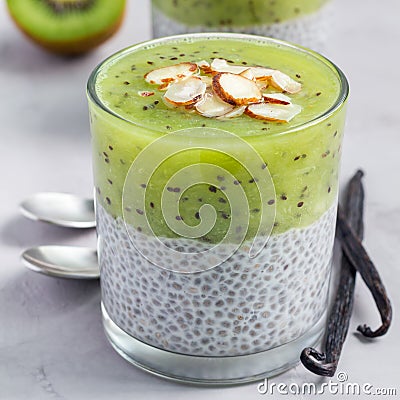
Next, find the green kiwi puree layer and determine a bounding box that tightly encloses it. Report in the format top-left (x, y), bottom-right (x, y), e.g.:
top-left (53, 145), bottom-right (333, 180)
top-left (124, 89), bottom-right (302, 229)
top-left (152, 0), bottom-right (328, 26)
top-left (89, 35), bottom-right (346, 241)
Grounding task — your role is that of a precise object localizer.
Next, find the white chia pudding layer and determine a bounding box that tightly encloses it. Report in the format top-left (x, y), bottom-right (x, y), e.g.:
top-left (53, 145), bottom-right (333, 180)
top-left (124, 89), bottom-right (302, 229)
top-left (151, 3), bottom-right (333, 52)
top-left (98, 203), bottom-right (336, 357)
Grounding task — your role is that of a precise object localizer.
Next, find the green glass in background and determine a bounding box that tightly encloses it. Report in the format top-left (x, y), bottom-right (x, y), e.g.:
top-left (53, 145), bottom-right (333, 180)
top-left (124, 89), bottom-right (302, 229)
top-left (151, 0), bottom-right (333, 51)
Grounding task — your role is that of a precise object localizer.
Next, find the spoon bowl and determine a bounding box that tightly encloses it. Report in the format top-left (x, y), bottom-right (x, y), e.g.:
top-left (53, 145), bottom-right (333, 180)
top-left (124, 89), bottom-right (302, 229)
top-left (20, 192), bottom-right (96, 228)
top-left (21, 245), bottom-right (99, 279)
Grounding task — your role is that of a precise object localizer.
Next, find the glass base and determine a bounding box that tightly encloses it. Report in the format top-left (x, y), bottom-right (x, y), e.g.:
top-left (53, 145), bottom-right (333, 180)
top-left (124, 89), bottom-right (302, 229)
top-left (102, 304), bottom-right (326, 385)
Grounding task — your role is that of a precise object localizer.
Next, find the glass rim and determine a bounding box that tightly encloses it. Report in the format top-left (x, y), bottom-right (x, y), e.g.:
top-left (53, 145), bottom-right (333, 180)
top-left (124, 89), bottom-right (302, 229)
top-left (87, 32), bottom-right (349, 137)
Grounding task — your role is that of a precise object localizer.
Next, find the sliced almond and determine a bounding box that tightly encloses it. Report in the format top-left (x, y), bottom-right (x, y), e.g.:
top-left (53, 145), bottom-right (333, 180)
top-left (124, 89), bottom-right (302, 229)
top-left (138, 91), bottom-right (155, 97)
top-left (210, 58), bottom-right (249, 75)
top-left (144, 62), bottom-right (198, 85)
top-left (245, 103), bottom-right (302, 122)
top-left (164, 77), bottom-right (206, 106)
top-left (195, 90), bottom-right (234, 118)
top-left (239, 68), bottom-right (255, 81)
top-left (184, 104), bottom-right (197, 112)
top-left (200, 75), bottom-right (213, 87)
top-left (269, 70), bottom-right (302, 94)
top-left (197, 60), bottom-right (213, 74)
top-left (212, 73), bottom-right (262, 106)
top-left (158, 82), bottom-right (170, 91)
top-left (162, 95), bottom-right (178, 109)
top-left (217, 106), bottom-right (246, 120)
top-left (263, 93), bottom-right (292, 105)
top-left (256, 80), bottom-right (269, 91)
top-left (197, 60), bottom-right (210, 68)
top-left (250, 67), bottom-right (275, 81)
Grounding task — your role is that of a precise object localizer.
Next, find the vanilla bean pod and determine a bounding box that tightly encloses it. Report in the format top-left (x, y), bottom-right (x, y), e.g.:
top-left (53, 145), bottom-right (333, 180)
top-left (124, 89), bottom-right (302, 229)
top-left (336, 206), bottom-right (392, 337)
top-left (301, 170), bottom-right (365, 376)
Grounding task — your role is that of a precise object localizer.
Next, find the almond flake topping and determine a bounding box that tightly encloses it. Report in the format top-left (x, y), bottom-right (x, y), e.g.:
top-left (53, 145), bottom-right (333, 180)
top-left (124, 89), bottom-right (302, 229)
top-left (250, 67), bottom-right (276, 81)
top-left (217, 106), bottom-right (247, 120)
top-left (143, 58), bottom-right (303, 124)
top-left (199, 75), bottom-right (213, 87)
top-left (212, 73), bottom-right (262, 106)
top-left (195, 90), bottom-right (234, 118)
top-left (246, 103), bottom-right (302, 122)
top-left (256, 80), bottom-right (269, 91)
top-left (144, 62), bottom-right (198, 85)
top-left (269, 70), bottom-right (302, 94)
top-left (138, 91), bottom-right (155, 97)
top-left (210, 58), bottom-right (249, 74)
top-left (196, 60), bottom-right (210, 68)
top-left (263, 93), bottom-right (292, 105)
top-left (197, 60), bottom-right (213, 74)
top-left (239, 68), bottom-right (256, 81)
top-left (164, 76), bottom-right (206, 106)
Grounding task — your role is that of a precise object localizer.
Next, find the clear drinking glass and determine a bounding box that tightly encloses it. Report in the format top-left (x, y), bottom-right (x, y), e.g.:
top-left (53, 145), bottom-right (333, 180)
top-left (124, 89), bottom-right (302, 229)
top-left (87, 33), bottom-right (348, 384)
top-left (151, 0), bottom-right (333, 51)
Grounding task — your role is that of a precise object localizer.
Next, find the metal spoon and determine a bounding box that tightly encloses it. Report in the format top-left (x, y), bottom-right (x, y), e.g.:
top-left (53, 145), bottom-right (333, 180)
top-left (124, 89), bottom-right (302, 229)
top-left (21, 245), bottom-right (99, 279)
top-left (20, 192), bottom-right (96, 228)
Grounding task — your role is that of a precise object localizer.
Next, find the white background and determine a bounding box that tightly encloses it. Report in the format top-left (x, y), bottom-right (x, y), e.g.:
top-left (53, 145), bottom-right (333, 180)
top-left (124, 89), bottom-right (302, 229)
top-left (0, 1), bottom-right (399, 399)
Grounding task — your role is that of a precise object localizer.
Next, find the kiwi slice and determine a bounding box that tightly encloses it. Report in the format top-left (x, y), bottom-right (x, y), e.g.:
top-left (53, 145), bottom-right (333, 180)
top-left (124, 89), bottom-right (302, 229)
top-left (6, 0), bottom-right (126, 55)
